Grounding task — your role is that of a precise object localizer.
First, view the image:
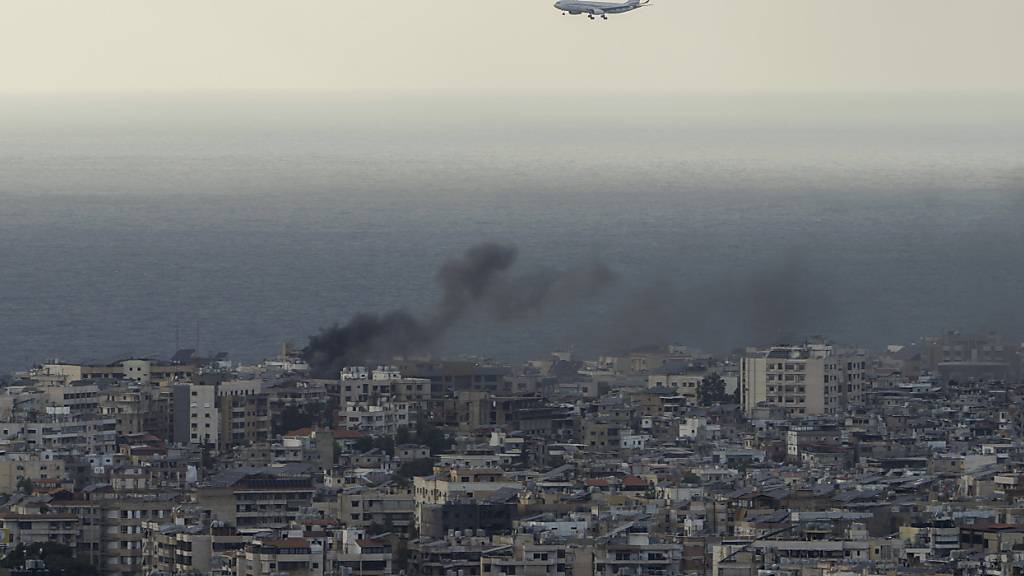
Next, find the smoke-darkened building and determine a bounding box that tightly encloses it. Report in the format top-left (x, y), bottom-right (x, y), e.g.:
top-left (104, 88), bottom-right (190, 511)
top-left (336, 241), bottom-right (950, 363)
top-left (418, 501), bottom-right (516, 539)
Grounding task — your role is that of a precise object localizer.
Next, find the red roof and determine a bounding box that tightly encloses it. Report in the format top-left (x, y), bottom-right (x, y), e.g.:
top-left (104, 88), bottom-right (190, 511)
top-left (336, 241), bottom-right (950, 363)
top-left (285, 427), bottom-right (315, 438)
top-left (585, 478), bottom-right (611, 487)
top-left (358, 539), bottom-right (386, 548)
top-left (333, 429), bottom-right (366, 440)
top-left (623, 476), bottom-right (648, 487)
top-left (127, 433), bottom-right (164, 444)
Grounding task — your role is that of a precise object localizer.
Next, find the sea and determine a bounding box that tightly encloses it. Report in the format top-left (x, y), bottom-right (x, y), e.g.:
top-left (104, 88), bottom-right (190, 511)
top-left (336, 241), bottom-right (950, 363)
top-left (1, 92), bottom-right (1023, 375)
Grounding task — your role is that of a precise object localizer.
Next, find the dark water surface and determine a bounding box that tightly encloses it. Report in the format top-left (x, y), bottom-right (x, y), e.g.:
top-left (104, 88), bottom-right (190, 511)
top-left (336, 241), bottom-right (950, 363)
top-left (1, 93), bottom-right (1023, 374)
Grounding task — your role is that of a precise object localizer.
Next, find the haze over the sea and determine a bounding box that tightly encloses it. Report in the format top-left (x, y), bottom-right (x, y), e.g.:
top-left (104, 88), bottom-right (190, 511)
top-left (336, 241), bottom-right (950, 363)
top-left (1, 93), bottom-right (1023, 374)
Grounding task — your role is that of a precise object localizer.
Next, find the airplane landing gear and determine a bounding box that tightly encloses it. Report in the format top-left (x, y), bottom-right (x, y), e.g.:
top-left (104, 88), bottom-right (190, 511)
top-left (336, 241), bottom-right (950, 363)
top-left (588, 14), bottom-right (595, 19)
top-left (601, 14), bottom-right (608, 19)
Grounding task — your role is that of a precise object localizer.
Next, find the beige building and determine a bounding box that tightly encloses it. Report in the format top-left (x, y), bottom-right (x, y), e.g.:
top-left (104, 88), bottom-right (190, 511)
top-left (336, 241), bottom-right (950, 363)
top-left (0, 512), bottom-right (79, 548)
top-left (0, 454), bottom-right (66, 494)
top-left (236, 537), bottom-right (324, 576)
top-left (582, 420), bottom-right (623, 450)
top-left (218, 390), bottom-right (271, 454)
top-left (0, 415), bottom-right (117, 456)
top-left (44, 489), bottom-right (178, 576)
top-left (101, 384), bottom-right (165, 437)
top-left (329, 529), bottom-right (393, 576)
top-left (332, 374), bottom-right (433, 405)
top-left (141, 521), bottom-right (247, 576)
top-left (591, 533), bottom-right (683, 576)
top-left (646, 371), bottom-right (703, 403)
top-left (413, 473), bottom-right (521, 530)
top-left (172, 380), bottom-right (271, 453)
top-left (42, 382), bottom-right (100, 416)
top-left (194, 466), bottom-right (315, 530)
top-left (740, 345), bottom-right (865, 417)
top-left (338, 486), bottom-right (416, 534)
top-left (481, 541), bottom-right (573, 576)
top-left (38, 359), bottom-right (195, 386)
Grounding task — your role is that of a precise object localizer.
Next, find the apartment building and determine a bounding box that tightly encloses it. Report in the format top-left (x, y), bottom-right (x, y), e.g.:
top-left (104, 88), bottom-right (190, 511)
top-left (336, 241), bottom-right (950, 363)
top-left (236, 537), bottom-right (325, 576)
top-left (194, 466), bottom-right (316, 530)
top-left (591, 533), bottom-right (683, 576)
top-left (740, 345), bottom-right (865, 417)
top-left (480, 541), bottom-right (573, 576)
top-left (172, 380), bottom-right (271, 453)
top-left (338, 486), bottom-right (416, 534)
top-left (0, 512), bottom-right (79, 548)
top-left (333, 367), bottom-right (433, 404)
top-left (141, 521), bottom-right (246, 576)
top-left (336, 401), bottom-right (418, 436)
top-left (582, 420), bottom-right (623, 450)
top-left (0, 453), bottom-right (66, 493)
top-left (42, 381), bottom-right (101, 416)
top-left (646, 371), bottom-right (703, 404)
top-left (408, 534), bottom-right (494, 576)
top-left (100, 384), bottom-right (165, 437)
top-left (413, 473), bottom-right (521, 538)
top-left (923, 331), bottom-right (1019, 381)
top-left (458, 392), bottom-right (572, 434)
top-left (218, 391), bottom-right (271, 454)
top-left (36, 359), bottom-right (195, 386)
top-left (42, 488), bottom-right (178, 576)
top-left (1, 416), bottom-right (118, 455)
top-left (329, 529), bottom-right (393, 576)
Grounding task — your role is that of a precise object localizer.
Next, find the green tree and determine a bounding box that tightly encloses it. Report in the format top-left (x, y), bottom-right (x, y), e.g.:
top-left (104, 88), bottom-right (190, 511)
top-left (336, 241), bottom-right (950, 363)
top-left (353, 436), bottom-right (375, 453)
top-left (200, 442), bottom-right (215, 472)
top-left (353, 435), bottom-right (395, 456)
top-left (680, 472), bottom-right (701, 485)
top-left (1, 542), bottom-right (98, 576)
top-left (395, 426), bottom-right (412, 445)
top-left (396, 458), bottom-right (436, 480)
top-left (393, 538), bottom-right (412, 571)
top-left (698, 373), bottom-right (727, 406)
top-left (16, 478), bottom-right (34, 495)
top-left (272, 401), bottom-right (335, 435)
top-left (416, 421), bottom-right (453, 454)
top-left (374, 436), bottom-right (396, 456)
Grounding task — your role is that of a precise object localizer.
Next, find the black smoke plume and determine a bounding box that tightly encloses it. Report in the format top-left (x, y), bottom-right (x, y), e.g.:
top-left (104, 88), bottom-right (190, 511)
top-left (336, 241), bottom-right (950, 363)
top-left (304, 312), bottom-right (431, 378)
top-left (304, 242), bottom-right (616, 376)
top-left (435, 243), bottom-right (519, 326)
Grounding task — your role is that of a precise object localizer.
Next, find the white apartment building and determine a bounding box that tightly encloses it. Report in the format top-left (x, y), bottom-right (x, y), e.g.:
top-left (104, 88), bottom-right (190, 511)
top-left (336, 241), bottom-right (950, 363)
top-left (336, 401), bottom-right (417, 436)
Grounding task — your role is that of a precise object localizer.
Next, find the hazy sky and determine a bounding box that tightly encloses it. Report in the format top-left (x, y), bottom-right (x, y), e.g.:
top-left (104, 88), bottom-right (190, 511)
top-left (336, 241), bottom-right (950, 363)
top-left (2, 0), bottom-right (1022, 93)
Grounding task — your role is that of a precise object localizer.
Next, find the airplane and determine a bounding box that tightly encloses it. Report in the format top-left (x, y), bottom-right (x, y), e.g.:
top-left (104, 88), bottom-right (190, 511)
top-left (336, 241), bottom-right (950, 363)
top-left (554, 0), bottom-right (651, 20)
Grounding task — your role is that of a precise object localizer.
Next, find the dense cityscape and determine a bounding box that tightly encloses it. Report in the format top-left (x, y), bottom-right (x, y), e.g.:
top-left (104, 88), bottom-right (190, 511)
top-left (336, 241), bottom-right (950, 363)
top-left (4, 1), bottom-right (1022, 576)
top-left (0, 331), bottom-right (1021, 576)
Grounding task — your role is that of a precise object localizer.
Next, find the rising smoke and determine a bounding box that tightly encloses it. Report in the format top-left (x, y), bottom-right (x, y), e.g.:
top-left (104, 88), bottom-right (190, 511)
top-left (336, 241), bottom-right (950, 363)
top-left (304, 242), bottom-right (617, 376)
top-left (601, 251), bottom-right (835, 354)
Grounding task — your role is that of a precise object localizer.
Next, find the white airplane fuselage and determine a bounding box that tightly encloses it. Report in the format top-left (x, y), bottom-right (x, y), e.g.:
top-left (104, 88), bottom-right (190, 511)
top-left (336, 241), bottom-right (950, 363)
top-left (554, 0), bottom-right (649, 19)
